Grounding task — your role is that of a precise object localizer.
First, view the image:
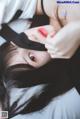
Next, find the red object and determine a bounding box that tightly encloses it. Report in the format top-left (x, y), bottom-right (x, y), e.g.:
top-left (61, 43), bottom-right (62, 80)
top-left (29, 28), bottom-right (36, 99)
top-left (38, 27), bottom-right (48, 37)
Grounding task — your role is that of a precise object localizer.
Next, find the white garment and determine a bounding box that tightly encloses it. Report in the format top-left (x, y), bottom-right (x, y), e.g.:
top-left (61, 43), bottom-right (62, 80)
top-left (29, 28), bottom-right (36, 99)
top-left (0, 0), bottom-right (37, 24)
top-left (0, 1), bottom-right (80, 119)
top-left (0, 0), bottom-right (37, 45)
top-left (11, 88), bottom-right (80, 119)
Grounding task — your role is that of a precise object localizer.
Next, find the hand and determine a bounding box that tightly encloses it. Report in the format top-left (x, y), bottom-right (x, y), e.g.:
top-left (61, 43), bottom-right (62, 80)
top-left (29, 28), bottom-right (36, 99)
top-left (45, 22), bottom-right (80, 59)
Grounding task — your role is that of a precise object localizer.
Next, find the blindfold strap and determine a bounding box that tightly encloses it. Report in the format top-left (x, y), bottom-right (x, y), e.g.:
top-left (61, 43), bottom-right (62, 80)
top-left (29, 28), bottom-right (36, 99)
top-left (0, 24), bottom-right (47, 51)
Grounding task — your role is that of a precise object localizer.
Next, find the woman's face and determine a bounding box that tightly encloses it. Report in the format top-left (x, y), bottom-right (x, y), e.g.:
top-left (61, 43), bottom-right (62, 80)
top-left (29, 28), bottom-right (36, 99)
top-left (8, 48), bottom-right (51, 68)
top-left (9, 25), bottom-right (54, 68)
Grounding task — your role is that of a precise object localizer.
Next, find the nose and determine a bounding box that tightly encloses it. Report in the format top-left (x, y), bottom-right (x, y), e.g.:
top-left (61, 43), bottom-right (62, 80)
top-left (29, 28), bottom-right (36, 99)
top-left (16, 49), bottom-right (28, 64)
top-left (22, 56), bottom-right (28, 64)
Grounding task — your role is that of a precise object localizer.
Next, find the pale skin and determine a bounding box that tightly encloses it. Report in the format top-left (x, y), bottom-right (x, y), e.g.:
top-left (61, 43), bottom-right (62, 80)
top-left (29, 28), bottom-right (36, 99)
top-left (36, 0), bottom-right (80, 58)
top-left (6, 0), bottom-right (80, 67)
top-left (8, 25), bottom-right (54, 68)
top-left (1, 0), bottom-right (80, 113)
top-left (37, 0), bottom-right (80, 30)
top-left (9, 21), bottom-right (80, 68)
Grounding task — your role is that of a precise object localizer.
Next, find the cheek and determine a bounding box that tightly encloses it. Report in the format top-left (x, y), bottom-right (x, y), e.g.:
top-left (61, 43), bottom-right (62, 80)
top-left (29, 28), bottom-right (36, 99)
top-left (36, 52), bottom-right (51, 66)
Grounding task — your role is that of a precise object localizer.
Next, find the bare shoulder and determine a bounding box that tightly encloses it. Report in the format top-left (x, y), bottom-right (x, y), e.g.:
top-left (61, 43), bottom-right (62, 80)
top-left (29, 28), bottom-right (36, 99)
top-left (43, 0), bottom-right (58, 18)
top-left (57, 3), bottom-right (80, 24)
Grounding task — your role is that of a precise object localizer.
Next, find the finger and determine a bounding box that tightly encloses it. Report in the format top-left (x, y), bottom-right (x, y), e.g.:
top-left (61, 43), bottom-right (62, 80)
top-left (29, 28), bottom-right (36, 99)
top-left (48, 31), bottom-right (56, 37)
top-left (45, 44), bottom-right (58, 53)
top-left (45, 33), bottom-right (58, 45)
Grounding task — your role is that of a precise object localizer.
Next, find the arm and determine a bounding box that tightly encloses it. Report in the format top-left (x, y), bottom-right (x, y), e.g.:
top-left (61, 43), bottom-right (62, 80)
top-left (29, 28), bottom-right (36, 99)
top-left (36, 0), bottom-right (62, 32)
top-left (45, 21), bottom-right (80, 58)
top-left (36, 0), bottom-right (57, 16)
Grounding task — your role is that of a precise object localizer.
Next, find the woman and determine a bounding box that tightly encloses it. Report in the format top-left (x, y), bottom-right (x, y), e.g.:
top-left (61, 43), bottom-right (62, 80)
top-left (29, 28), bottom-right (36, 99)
top-left (0, 25), bottom-right (80, 119)
top-left (0, 0), bottom-right (80, 59)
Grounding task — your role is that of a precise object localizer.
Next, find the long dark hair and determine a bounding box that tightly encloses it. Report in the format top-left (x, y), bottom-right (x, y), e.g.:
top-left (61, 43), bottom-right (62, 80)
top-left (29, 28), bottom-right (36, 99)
top-left (0, 41), bottom-right (80, 118)
top-left (0, 14), bottom-right (80, 118)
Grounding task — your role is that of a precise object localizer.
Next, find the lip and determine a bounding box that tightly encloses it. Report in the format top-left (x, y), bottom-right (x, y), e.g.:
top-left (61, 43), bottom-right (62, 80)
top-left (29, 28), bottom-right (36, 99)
top-left (38, 27), bottom-right (48, 38)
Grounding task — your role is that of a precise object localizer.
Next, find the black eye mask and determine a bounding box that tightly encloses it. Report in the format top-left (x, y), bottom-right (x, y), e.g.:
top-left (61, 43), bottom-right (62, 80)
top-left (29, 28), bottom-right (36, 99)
top-left (0, 24), bottom-right (47, 51)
